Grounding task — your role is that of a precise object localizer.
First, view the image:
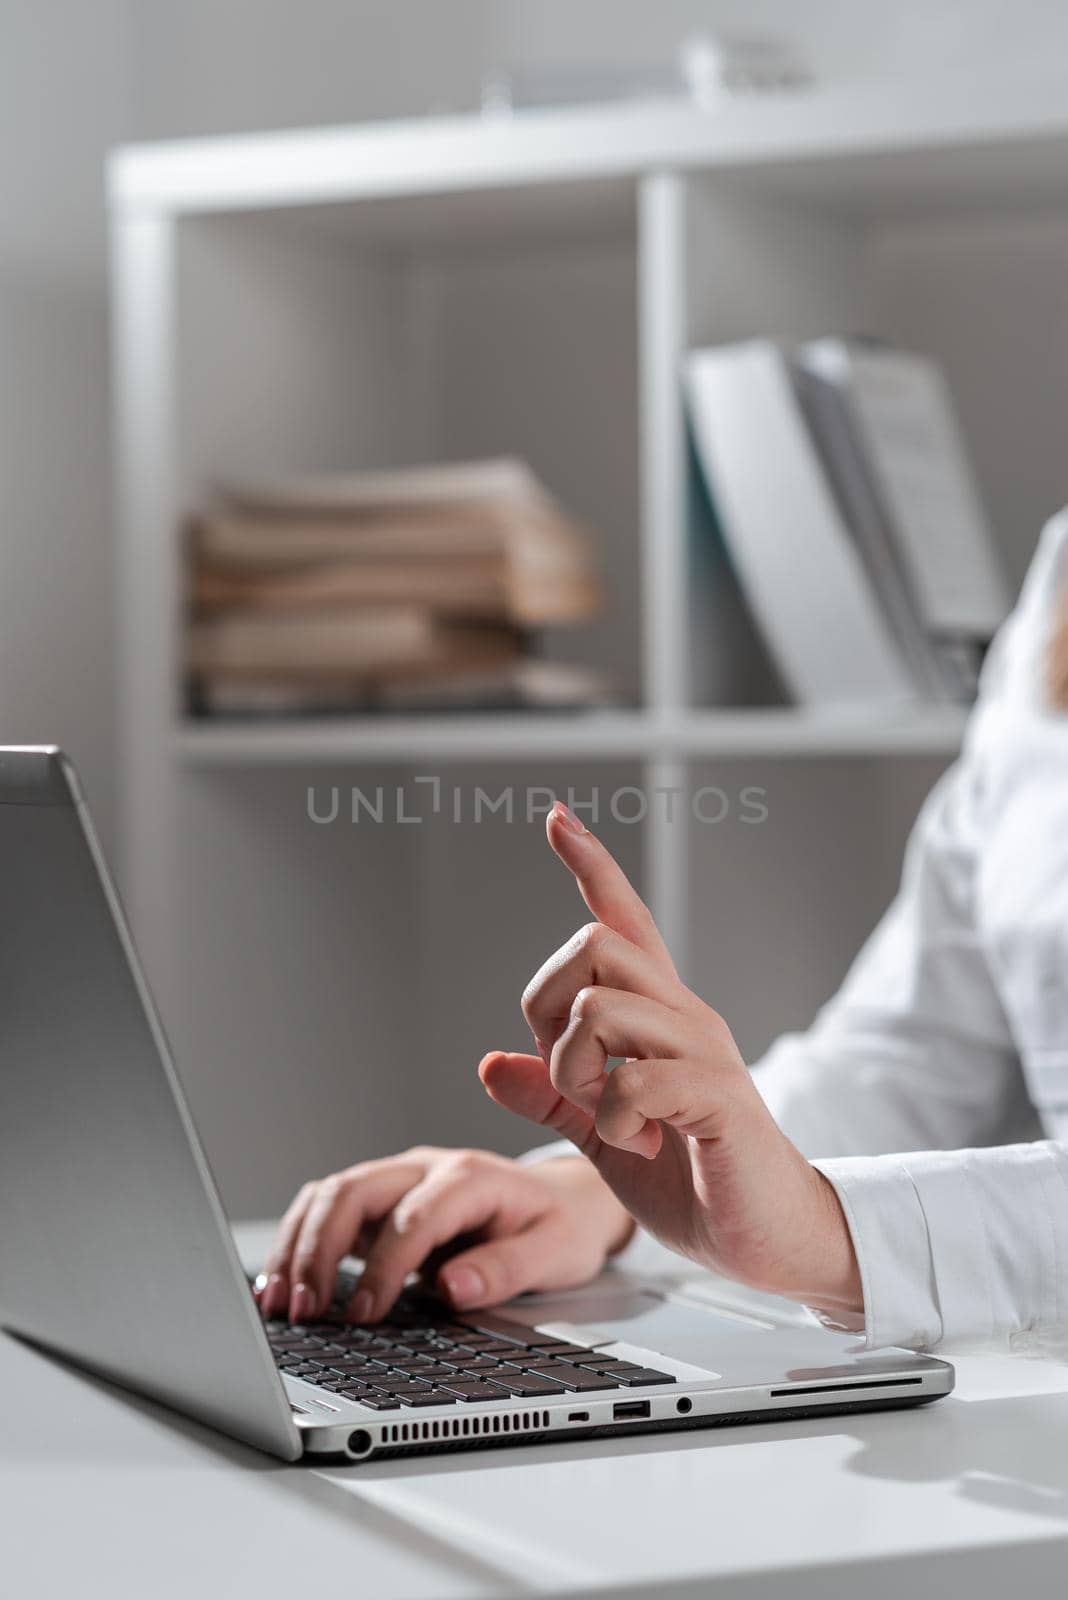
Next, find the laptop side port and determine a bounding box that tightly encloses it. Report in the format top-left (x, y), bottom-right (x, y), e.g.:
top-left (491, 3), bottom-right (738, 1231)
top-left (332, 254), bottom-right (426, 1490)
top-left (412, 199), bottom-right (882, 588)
top-left (568, 1410), bottom-right (590, 1422)
top-left (613, 1400), bottom-right (652, 1421)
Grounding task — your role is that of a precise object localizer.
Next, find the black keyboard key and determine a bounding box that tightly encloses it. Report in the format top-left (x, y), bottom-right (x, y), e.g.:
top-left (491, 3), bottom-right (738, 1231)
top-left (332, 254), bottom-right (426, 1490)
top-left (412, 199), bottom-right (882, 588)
top-left (437, 1379), bottom-right (512, 1402)
top-left (458, 1357), bottom-right (506, 1373)
top-left (609, 1368), bottom-right (675, 1386)
top-left (459, 1322), bottom-right (528, 1344)
top-left (490, 1373), bottom-right (566, 1397)
top-left (395, 1390), bottom-right (451, 1407)
top-left (532, 1364), bottom-right (618, 1392)
top-left (357, 1397), bottom-right (400, 1410)
top-left (578, 1363), bottom-right (645, 1376)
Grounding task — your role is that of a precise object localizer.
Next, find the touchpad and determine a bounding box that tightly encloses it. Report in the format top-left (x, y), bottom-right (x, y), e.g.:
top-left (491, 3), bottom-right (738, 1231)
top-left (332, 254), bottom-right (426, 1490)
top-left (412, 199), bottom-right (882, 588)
top-left (546, 1297), bottom-right (759, 1371)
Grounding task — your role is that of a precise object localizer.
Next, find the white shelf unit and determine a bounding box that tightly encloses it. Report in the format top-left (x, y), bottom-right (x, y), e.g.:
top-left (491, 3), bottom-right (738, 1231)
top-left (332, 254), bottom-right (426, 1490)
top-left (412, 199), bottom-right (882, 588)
top-left (110, 80), bottom-right (1068, 1212)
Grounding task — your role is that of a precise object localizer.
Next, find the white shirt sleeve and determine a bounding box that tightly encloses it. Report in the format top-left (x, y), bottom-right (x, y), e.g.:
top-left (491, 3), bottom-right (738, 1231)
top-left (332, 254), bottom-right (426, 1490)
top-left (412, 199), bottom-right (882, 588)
top-left (750, 756), bottom-right (1024, 1163)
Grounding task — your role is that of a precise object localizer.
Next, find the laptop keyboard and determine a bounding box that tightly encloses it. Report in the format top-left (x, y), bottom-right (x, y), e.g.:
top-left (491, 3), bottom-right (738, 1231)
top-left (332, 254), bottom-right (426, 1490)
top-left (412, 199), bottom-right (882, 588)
top-left (265, 1300), bottom-right (674, 1411)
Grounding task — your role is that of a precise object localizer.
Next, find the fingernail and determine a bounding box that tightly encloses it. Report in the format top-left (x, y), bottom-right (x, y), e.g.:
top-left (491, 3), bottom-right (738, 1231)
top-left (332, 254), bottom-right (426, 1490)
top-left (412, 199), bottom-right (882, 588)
top-left (349, 1288), bottom-right (374, 1324)
top-left (253, 1272), bottom-right (269, 1297)
top-left (551, 801), bottom-right (586, 835)
top-left (441, 1264), bottom-right (486, 1308)
top-left (260, 1273), bottom-right (286, 1318)
top-left (289, 1282), bottom-right (316, 1323)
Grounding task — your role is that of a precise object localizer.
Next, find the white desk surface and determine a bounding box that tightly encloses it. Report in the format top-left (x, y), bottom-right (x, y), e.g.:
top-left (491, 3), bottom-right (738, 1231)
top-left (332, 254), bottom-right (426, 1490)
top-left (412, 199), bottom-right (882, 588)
top-left (6, 1227), bottom-right (1068, 1600)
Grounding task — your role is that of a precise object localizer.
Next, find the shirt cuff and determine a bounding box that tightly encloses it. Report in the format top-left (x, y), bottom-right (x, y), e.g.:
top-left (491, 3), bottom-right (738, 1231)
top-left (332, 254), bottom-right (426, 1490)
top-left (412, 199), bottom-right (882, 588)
top-left (814, 1142), bottom-right (1068, 1350)
top-left (811, 1155), bottom-right (941, 1349)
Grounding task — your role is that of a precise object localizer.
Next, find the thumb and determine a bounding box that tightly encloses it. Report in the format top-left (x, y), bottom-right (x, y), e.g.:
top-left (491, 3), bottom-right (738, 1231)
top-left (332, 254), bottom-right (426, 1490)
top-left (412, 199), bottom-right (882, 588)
top-left (479, 1050), bottom-right (599, 1155)
top-left (437, 1216), bottom-right (576, 1310)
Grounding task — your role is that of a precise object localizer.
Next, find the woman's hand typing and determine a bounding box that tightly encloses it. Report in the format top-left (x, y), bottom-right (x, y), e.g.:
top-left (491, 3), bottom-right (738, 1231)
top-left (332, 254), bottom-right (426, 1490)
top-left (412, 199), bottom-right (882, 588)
top-left (258, 1142), bottom-right (633, 1324)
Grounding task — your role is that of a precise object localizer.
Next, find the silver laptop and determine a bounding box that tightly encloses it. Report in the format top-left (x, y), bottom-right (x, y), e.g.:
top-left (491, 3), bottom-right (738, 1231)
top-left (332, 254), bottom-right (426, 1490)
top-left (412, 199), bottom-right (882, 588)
top-left (0, 747), bottom-right (953, 1464)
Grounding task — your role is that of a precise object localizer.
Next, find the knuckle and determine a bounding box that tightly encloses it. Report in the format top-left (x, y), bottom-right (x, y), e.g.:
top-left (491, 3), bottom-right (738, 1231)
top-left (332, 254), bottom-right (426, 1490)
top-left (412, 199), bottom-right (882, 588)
top-left (339, 1161), bottom-right (372, 1186)
top-left (572, 984), bottom-right (602, 1023)
top-left (699, 1003), bottom-right (734, 1047)
top-left (292, 1250), bottom-right (318, 1283)
top-left (478, 1253), bottom-right (515, 1301)
top-left (520, 975), bottom-right (541, 1016)
top-left (575, 920), bottom-right (609, 955)
top-left (447, 1149), bottom-right (484, 1182)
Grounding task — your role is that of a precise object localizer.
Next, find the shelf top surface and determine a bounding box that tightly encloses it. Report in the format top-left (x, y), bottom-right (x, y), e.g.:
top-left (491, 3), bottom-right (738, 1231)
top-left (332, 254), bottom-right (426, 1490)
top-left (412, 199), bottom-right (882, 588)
top-left (109, 67), bottom-right (1068, 223)
top-left (174, 706), bottom-right (967, 765)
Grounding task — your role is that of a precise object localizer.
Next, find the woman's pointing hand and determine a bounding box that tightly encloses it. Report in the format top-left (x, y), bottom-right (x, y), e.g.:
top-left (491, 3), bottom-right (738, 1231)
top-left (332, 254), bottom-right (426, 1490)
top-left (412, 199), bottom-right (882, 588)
top-left (480, 803), bottom-right (862, 1320)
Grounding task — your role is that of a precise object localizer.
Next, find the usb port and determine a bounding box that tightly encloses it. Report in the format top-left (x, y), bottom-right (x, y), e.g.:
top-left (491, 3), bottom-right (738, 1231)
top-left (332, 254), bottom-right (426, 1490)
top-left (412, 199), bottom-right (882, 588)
top-left (613, 1400), bottom-right (651, 1421)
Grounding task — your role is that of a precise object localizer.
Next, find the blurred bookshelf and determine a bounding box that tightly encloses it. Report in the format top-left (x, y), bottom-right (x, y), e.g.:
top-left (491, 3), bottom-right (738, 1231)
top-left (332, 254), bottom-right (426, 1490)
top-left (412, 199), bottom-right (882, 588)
top-left (111, 75), bottom-right (1068, 1136)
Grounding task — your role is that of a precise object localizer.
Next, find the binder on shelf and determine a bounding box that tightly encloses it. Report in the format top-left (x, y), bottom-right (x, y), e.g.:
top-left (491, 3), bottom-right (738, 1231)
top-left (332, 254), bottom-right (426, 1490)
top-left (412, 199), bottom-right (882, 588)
top-left (793, 352), bottom-right (952, 702)
top-left (685, 340), bottom-right (920, 708)
top-left (799, 340), bottom-right (1007, 635)
top-left (797, 338), bottom-right (1009, 699)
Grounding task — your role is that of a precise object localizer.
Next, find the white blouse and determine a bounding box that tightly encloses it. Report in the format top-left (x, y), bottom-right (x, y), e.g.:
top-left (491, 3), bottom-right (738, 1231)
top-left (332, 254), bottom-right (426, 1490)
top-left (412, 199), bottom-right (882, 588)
top-left (529, 510), bottom-right (1068, 1353)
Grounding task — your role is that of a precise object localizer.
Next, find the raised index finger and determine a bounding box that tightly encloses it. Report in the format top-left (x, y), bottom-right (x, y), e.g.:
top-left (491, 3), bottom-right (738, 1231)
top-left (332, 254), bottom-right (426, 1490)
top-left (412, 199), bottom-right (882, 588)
top-left (546, 802), bottom-right (676, 974)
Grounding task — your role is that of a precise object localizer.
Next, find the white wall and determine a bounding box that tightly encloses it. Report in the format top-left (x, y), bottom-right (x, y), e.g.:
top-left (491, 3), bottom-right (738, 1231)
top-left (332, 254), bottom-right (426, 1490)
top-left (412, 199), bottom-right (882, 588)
top-left (0, 0), bottom-right (127, 848)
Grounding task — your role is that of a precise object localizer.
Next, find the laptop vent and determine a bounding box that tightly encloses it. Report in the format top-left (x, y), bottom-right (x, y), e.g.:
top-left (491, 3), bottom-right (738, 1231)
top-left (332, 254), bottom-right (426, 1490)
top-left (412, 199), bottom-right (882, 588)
top-left (379, 1408), bottom-right (551, 1447)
